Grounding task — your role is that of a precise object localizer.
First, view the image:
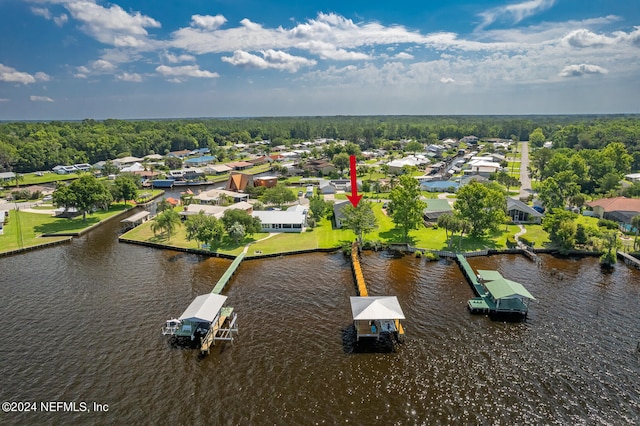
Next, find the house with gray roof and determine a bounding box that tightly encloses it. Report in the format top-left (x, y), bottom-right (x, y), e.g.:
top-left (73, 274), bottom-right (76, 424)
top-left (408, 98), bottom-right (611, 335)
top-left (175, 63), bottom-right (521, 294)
top-left (507, 198), bottom-right (543, 224)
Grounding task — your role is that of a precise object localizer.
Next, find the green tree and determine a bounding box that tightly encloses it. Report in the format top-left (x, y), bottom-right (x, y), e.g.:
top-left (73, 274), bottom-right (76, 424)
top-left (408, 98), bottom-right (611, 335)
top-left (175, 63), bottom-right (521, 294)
top-left (542, 208), bottom-right (577, 253)
top-left (598, 230), bottom-right (620, 267)
top-left (529, 127), bottom-right (545, 148)
top-left (437, 213), bottom-right (463, 249)
top-left (261, 184), bottom-right (296, 207)
top-left (111, 175), bottom-right (139, 205)
top-left (453, 181), bottom-right (507, 236)
top-left (332, 152), bottom-right (350, 177)
top-left (156, 198), bottom-right (172, 213)
top-left (165, 156), bottom-right (182, 170)
top-left (185, 211), bottom-right (225, 247)
top-left (389, 175), bottom-right (427, 241)
top-left (632, 215), bottom-right (640, 251)
top-left (228, 222), bottom-right (246, 244)
top-left (151, 208), bottom-right (181, 240)
top-left (222, 209), bottom-right (262, 236)
top-left (405, 140), bottom-right (424, 153)
top-left (53, 174), bottom-right (113, 220)
top-left (309, 195), bottom-right (331, 220)
top-left (537, 177), bottom-right (565, 211)
top-left (0, 141), bottom-right (18, 172)
top-left (101, 160), bottom-right (119, 176)
top-left (340, 201), bottom-right (378, 244)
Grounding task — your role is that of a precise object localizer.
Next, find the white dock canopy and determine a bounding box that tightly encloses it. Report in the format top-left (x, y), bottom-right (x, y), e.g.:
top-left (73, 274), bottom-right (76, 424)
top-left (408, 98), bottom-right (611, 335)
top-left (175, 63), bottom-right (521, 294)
top-left (179, 293), bottom-right (228, 323)
top-left (350, 296), bottom-right (406, 321)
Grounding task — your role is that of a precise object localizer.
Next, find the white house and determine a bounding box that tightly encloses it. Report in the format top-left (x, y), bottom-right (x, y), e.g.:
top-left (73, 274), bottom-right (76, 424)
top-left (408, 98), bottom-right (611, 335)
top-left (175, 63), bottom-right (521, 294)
top-left (252, 206), bottom-right (307, 232)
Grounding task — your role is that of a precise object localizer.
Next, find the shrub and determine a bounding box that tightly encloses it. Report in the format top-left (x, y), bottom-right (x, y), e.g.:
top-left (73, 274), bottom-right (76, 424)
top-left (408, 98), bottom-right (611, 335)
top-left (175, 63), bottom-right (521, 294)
top-left (598, 219), bottom-right (618, 230)
top-left (414, 250), bottom-right (423, 258)
top-left (424, 252), bottom-right (440, 261)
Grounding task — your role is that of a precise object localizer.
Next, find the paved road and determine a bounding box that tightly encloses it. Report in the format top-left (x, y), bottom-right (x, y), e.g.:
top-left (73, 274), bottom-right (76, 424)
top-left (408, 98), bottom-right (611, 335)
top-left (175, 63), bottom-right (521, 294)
top-left (519, 141), bottom-right (533, 200)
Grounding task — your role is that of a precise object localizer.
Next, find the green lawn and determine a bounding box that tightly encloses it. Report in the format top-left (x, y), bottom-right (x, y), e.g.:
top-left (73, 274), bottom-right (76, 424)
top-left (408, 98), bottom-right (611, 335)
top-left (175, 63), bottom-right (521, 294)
top-left (0, 204), bottom-right (129, 253)
top-left (5, 172), bottom-right (80, 187)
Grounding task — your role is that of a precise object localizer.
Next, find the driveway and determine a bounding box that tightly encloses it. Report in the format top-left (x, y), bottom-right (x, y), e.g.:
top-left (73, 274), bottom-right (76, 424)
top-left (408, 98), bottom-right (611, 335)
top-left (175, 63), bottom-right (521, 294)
top-left (519, 141), bottom-right (533, 199)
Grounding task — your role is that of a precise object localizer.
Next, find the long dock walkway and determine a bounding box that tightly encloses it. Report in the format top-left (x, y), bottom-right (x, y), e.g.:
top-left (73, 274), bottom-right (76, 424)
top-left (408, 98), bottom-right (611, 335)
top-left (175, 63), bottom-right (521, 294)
top-left (212, 252), bottom-right (245, 294)
top-left (350, 242), bottom-right (404, 336)
top-left (455, 254), bottom-right (486, 297)
top-left (351, 242), bottom-right (368, 297)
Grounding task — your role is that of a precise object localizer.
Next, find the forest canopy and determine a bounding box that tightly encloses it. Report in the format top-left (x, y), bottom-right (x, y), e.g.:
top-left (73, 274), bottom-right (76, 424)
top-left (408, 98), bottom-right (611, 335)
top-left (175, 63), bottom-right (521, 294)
top-left (1, 115), bottom-right (639, 173)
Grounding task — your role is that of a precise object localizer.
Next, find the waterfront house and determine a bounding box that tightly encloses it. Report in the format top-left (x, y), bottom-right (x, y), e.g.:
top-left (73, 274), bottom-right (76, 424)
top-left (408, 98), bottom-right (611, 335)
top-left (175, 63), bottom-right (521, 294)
top-left (193, 188), bottom-right (250, 205)
top-left (585, 197), bottom-right (640, 230)
top-left (252, 207), bottom-right (307, 232)
top-left (205, 164), bottom-right (233, 175)
top-left (168, 150), bottom-right (191, 158)
top-left (225, 173), bottom-right (254, 192)
top-left (0, 171), bottom-right (16, 182)
top-left (333, 200), bottom-right (351, 229)
top-left (507, 198), bottom-right (543, 224)
top-left (226, 161), bottom-right (253, 171)
top-left (254, 176), bottom-right (278, 188)
top-left (422, 199), bottom-right (453, 222)
top-left (113, 156), bottom-right (143, 168)
top-left (184, 155), bottom-right (216, 167)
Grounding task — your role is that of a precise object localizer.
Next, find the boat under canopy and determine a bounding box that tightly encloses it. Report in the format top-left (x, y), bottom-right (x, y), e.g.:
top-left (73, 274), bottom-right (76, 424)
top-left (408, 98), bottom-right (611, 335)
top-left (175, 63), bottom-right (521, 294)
top-left (350, 296), bottom-right (405, 340)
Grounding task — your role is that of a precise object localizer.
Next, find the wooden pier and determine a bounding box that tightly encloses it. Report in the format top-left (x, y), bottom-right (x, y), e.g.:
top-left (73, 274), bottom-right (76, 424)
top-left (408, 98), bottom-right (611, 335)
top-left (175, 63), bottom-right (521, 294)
top-left (349, 242), bottom-right (405, 340)
top-left (212, 252), bottom-right (245, 294)
top-left (351, 242), bottom-right (368, 296)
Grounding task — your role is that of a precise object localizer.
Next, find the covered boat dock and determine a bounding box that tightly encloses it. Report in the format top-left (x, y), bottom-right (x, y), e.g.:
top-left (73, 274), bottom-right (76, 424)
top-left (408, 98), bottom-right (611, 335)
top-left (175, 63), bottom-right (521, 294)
top-left (162, 293), bottom-right (238, 354)
top-left (350, 296), bottom-right (405, 341)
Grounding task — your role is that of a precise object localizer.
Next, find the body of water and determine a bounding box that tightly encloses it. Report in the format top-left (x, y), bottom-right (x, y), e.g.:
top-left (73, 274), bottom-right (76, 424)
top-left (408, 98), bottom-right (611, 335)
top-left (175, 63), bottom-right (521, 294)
top-left (1, 215), bottom-right (639, 424)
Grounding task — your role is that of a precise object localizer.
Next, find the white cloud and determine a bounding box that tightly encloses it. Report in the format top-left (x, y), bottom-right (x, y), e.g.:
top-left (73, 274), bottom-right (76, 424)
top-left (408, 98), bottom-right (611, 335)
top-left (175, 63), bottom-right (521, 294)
top-left (221, 50), bottom-right (316, 72)
top-left (562, 29), bottom-right (613, 48)
top-left (30, 96), bottom-right (54, 102)
top-left (156, 65), bottom-right (219, 79)
top-left (116, 72), bottom-right (143, 82)
top-left (478, 0), bottom-right (556, 30)
top-left (394, 52), bottom-right (414, 60)
top-left (31, 7), bottom-right (52, 20)
top-left (559, 64), bottom-right (608, 77)
top-left (91, 59), bottom-right (116, 72)
top-left (0, 64), bottom-right (37, 84)
top-left (61, 0), bottom-right (160, 48)
top-left (35, 72), bottom-right (51, 82)
top-left (32, 6), bottom-right (68, 27)
top-left (191, 14), bottom-right (227, 31)
top-left (440, 77), bottom-right (455, 84)
top-left (163, 52), bottom-right (196, 63)
top-left (53, 14), bottom-right (69, 27)
top-left (295, 41), bottom-right (370, 60)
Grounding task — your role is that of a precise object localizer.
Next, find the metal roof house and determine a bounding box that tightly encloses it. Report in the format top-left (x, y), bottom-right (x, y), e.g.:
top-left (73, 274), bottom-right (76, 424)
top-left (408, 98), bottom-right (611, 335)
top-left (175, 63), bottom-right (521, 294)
top-left (350, 296), bottom-right (405, 341)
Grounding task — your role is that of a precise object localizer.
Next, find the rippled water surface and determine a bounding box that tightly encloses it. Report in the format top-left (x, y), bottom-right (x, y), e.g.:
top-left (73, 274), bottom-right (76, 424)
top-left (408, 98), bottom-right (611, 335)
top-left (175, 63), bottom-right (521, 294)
top-left (1, 216), bottom-right (639, 424)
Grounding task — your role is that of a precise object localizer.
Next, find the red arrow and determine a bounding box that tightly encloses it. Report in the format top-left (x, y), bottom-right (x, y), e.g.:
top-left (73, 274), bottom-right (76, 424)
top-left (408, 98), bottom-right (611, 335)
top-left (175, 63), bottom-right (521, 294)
top-left (346, 155), bottom-right (362, 208)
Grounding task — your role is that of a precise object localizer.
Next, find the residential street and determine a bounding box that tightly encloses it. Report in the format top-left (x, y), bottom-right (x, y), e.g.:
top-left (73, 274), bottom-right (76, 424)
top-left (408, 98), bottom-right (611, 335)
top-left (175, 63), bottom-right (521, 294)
top-left (519, 141), bottom-right (533, 199)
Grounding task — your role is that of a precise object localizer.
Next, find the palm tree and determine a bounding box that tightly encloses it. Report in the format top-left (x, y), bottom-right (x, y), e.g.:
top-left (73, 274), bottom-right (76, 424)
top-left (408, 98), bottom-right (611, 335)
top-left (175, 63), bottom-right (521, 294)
top-left (632, 215), bottom-right (640, 251)
top-left (152, 209), bottom-right (181, 240)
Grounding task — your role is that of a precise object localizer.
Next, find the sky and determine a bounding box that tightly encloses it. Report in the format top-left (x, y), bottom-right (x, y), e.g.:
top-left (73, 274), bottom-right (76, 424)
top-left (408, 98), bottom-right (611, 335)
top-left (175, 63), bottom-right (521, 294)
top-left (0, 0), bottom-right (639, 120)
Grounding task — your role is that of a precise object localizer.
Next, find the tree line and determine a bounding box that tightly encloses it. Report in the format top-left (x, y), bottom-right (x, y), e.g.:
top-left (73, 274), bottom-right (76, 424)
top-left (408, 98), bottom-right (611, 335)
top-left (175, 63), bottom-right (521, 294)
top-left (1, 115), bottom-right (639, 173)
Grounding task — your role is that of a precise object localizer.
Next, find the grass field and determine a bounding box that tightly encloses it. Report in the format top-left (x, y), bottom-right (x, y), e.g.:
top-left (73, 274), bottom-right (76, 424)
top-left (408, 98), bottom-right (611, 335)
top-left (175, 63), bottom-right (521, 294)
top-left (0, 203), bottom-right (129, 253)
top-left (120, 202), bottom-right (525, 257)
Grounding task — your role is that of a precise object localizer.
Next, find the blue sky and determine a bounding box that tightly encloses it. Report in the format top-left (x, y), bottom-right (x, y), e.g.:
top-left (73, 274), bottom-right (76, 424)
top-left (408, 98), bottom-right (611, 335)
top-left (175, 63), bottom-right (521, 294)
top-left (0, 0), bottom-right (639, 120)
